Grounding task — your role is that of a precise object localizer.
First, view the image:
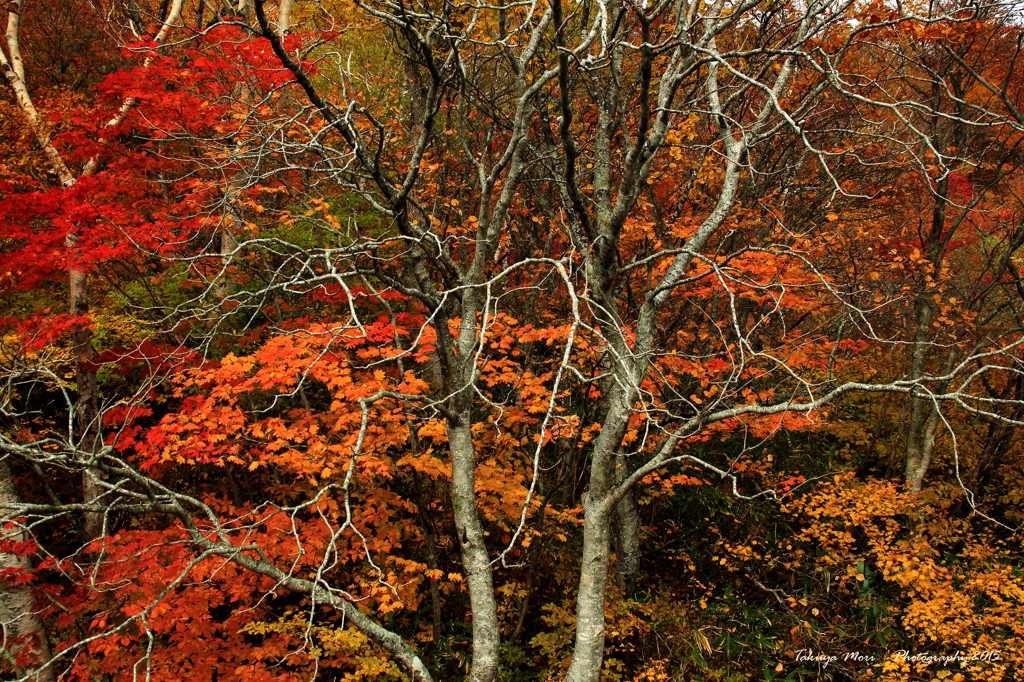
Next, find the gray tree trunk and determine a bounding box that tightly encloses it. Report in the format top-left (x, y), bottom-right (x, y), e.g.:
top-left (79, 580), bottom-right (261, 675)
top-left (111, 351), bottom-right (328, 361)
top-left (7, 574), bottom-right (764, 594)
top-left (448, 418), bottom-right (499, 682)
top-left (614, 451), bottom-right (640, 598)
top-left (69, 264), bottom-right (104, 542)
top-left (565, 496), bottom-right (613, 682)
top-left (904, 301), bottom-right (934, 494)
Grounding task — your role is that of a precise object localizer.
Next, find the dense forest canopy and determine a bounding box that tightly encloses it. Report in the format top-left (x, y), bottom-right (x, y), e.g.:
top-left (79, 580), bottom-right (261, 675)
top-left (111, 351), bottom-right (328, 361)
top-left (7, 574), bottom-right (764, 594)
top-left (3, 0), bottom-right (1024, 680)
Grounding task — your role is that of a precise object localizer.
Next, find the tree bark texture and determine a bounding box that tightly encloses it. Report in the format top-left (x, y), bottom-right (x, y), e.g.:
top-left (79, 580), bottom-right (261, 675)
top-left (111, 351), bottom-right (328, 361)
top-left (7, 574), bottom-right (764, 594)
top-left (614, 451), bottom-right (640, 598)
top-left (0, 460), bottom-right (56, 682)
top-left (447, 419), bottom-right (500, 682)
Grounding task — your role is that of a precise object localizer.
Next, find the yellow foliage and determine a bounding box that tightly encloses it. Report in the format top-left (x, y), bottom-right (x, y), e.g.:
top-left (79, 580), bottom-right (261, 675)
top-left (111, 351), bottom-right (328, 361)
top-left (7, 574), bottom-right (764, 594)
top-left (786, 475), bottom-right (1024, 681)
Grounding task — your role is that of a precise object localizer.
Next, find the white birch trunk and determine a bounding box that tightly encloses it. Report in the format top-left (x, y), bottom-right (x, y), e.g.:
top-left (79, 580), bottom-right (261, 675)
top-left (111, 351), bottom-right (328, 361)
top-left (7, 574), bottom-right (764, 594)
top-left (0, 461), bottom-right (56, 682)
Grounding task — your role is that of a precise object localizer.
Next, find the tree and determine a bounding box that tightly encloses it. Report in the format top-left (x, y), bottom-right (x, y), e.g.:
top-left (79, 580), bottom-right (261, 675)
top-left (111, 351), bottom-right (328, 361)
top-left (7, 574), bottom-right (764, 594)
top-left (2, 1), bottom-right (188, 676)
top-left (3, 1), bottom-right (1024, 682)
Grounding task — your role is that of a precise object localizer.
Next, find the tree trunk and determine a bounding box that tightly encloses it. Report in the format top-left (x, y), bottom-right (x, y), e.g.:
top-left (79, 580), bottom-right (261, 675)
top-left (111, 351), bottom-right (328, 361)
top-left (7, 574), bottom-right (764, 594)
top-left (511, 531), bottom-right (541, 642)
top-left (413, 470), bottom-right (443, 642)
top-left (0, 460), bottom-right (57, 682)
top-left (277, 0), bottom-right (293, 34)
top-left (613, 451), bottom-right (639, 598)
top-left (69, 263), bottom-right (104, 542)
top-left (906, 334), bottom-right (957, 495)
top-left (447, 419), bottom-right (499, 682)
top-left (217, 139), bottom-right (246, 300)
top-left (904, 300), bottom-right (933, 493)
top-left (906, 405), bottom-right (942, 495)
top-left (564, 392), bottom-right (634, 682)
top-left (564, 495), bottom-right (612, 682)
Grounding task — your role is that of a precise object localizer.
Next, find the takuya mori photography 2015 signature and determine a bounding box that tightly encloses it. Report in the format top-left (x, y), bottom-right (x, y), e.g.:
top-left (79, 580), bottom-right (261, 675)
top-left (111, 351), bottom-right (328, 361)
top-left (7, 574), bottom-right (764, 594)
top-left (791, 649), bottom-right (1004, 668)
